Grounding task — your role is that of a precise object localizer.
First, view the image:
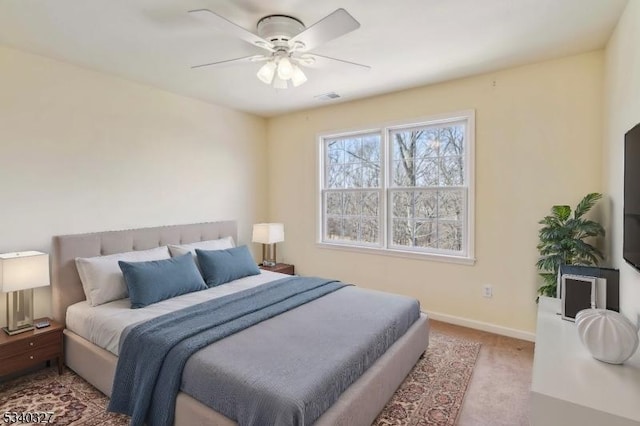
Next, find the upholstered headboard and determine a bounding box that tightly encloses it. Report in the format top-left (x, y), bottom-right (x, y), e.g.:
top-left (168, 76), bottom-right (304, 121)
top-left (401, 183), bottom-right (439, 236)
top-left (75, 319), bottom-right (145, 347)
top-left (51, 221), bottom-right (237, 325)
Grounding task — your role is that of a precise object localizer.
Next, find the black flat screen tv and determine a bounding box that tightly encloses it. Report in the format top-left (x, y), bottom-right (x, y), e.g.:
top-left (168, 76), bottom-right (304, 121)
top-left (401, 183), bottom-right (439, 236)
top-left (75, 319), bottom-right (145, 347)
top-left (624, 122), bottom-right (640, 270)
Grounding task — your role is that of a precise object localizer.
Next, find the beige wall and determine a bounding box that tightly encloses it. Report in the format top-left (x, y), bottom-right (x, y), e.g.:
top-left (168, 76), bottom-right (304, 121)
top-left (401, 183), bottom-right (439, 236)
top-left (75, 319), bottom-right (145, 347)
top-left (267, 51), bottom-right (604, 336)
top-left (603, 0), bottom-right (640, 326)
top-left (0, 46), bottom-right (268, 325)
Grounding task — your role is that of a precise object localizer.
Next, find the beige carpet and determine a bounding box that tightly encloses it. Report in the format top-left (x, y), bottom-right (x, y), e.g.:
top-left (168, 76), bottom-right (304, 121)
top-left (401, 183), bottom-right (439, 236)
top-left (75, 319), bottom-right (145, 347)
top-left (0, 332), bottom-right (479, 425)
top-left (432, 321), bottom-right (534, 426)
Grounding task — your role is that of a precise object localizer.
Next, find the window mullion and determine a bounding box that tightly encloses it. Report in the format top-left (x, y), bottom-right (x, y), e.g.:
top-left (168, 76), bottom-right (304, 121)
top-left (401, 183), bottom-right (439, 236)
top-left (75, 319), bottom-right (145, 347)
top-left (380, 129), bottom-right (385, 250)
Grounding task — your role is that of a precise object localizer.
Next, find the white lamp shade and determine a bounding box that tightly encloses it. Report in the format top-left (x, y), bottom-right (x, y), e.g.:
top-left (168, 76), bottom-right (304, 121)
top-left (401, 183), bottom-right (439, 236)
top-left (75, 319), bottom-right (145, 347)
top-left (291, 65), bottom-right (307, 87)
top-left (252, 223), bottom-right (285, 244)
top-left (257, 61), bottom-right (277, 84)
top-left (277, 56), bottom-right (294, 80)
top-left (272, 75), bottom-right (288, 89)
top-left (0, 251), bottom-right (50, 292)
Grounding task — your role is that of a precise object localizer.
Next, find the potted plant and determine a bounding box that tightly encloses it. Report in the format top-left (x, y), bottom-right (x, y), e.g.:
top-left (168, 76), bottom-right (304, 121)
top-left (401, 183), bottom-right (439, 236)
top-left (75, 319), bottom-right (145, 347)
top-left (536, 192), bottom-right (605, 299)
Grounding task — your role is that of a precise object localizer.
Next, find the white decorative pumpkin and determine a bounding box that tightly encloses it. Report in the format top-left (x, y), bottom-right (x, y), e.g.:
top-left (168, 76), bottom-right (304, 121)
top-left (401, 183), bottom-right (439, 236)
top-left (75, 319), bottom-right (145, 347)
top-left (575, 308), bottom-right (639, 364)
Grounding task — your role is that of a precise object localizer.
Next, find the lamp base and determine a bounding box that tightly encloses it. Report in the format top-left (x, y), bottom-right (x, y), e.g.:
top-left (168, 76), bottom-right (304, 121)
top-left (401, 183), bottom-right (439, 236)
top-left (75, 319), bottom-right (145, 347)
top-left (3, 324), bottom-right (34, 336)
top-left (6, 288), bottom-right (35, 336)
top-left (261, 243), bottom-right (278, 268)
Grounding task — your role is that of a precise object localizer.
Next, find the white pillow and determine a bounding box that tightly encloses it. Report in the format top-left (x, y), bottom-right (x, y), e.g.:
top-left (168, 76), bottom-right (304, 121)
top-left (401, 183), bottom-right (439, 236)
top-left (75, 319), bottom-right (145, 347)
top-left (76, 246), bottom-right (171, 306)
top-left (168, 236), bottom-right (235, 258)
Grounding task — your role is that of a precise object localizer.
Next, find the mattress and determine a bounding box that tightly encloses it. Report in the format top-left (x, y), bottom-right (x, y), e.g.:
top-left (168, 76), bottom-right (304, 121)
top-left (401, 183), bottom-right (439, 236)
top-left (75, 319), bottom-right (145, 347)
top-left (65, 269), bottom-right (287, 355)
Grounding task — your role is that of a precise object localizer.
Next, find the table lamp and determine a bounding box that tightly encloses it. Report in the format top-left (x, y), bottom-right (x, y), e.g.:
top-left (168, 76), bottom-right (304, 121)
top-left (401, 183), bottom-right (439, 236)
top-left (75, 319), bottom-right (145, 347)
top-left (0, 251), bottom-right (50, 335)
top-left (252, 223), bottom-right (284, 267)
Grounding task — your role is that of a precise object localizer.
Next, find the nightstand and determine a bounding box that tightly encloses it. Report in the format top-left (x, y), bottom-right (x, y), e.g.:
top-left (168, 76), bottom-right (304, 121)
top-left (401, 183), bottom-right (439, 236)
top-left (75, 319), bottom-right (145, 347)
top-left (259, 263), bottom-right (295, 275)
top-left (0, 318), bottom-right (64, 377)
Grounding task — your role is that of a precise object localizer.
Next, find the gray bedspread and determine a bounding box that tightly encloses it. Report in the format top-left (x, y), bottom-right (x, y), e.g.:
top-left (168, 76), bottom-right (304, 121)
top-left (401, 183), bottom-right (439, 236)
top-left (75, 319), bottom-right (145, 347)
top-left (182, 284), bottom-right (420, 426)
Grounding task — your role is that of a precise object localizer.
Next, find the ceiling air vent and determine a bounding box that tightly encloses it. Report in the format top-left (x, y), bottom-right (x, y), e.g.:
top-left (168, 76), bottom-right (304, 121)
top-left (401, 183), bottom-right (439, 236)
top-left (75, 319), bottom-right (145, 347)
top-left (314, 92), bottom-right (341, 101)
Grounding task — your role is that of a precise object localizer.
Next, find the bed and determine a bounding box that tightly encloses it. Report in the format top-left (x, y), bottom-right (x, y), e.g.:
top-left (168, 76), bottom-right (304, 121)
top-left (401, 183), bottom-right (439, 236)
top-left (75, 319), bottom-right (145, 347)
top-left (51, 221), bottom-right (430, 426)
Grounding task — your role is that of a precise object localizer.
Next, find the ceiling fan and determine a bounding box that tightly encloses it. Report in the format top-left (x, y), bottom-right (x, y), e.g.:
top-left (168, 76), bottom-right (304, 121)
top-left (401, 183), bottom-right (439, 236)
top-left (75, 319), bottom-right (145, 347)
top-left (188, 8), bottom-right (370, 89)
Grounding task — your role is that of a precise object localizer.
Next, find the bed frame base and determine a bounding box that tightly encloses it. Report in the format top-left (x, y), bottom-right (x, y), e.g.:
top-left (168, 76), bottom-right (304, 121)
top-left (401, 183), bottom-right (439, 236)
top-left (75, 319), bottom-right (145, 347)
top-left (64, 313), bottom-right (429, 426)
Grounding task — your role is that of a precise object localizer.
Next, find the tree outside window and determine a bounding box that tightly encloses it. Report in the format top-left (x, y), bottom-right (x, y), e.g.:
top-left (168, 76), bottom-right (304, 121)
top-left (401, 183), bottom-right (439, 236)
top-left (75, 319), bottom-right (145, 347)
top-left (324, 133), bottom-right (382, 245)
top-left (389, 123), bottom-right (466, 253)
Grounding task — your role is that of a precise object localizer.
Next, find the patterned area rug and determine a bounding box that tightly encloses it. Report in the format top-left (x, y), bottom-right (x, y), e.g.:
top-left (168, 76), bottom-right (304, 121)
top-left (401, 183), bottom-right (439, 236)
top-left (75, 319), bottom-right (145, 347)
top-left (0, 368), bottom-right (128, 425)
top-left (0, 332), bottom-right (479, 425)
top-left (374, 332), bottom-right (481, 425)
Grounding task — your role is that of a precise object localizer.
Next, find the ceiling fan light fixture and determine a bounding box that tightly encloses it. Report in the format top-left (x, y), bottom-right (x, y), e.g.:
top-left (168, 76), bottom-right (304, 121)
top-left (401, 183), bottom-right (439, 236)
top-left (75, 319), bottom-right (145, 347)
top-left (191, 8), bottom-right (368, 92)
top-left (277, 56), bottom-right (294, 80)
top-left (291, 65), bottom-right (307, 87)
top-left (256, 60), bottom-right (277, 84)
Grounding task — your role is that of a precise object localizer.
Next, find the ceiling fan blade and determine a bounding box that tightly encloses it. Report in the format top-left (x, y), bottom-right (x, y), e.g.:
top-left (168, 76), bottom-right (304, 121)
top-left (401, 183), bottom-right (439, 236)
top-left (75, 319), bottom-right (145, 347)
top-left (189, 9), bottom-right (274, 52)
top-left (191, 55), bottom-right (267, 69)
top-left (289, 8), bottom-right (360, 52)
top-left (302, 53), bottom-right (371, 70)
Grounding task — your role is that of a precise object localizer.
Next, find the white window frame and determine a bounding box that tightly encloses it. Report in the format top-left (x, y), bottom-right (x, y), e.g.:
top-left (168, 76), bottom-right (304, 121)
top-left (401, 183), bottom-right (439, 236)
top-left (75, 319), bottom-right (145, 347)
top-left (317, 110), bottom-right (475, 265)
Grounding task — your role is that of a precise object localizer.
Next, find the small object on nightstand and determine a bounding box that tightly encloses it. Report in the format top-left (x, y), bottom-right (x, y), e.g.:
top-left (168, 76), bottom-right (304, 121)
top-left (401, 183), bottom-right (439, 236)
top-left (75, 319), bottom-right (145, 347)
top-left (35, 320), bottom-right (50, 329)
top-left (259, 263), bottom-right (295, 275)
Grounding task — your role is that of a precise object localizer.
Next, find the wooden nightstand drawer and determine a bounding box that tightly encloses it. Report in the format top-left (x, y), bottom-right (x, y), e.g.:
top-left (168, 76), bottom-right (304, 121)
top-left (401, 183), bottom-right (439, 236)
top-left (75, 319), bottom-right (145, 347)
top-left (0, 330), bottom-right (61, 360)
top-left (0, 343), bottom-right (61, 376)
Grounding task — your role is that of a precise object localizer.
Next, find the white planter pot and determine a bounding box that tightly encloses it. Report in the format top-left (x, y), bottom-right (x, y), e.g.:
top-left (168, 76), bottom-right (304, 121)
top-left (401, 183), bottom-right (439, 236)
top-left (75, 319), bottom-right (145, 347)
top-left (575, 308), bottom-right (639, 364)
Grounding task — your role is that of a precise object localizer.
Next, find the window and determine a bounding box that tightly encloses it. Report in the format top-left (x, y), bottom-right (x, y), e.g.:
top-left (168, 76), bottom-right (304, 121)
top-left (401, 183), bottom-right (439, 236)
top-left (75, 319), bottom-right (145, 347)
top-left (323, 132), bottom-right (382, 246)
top-left (318, 110), bottom-right (475, 263)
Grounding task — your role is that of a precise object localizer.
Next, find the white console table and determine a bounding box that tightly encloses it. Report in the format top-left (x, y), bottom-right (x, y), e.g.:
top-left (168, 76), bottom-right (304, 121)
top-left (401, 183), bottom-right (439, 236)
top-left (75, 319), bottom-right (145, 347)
top-left (531, 297), bottom-right (640, 426)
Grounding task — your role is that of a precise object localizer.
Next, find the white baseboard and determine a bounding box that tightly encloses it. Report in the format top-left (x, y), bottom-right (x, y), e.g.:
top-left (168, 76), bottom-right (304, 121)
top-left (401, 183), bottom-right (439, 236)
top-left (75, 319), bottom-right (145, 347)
top-left (424, 310), bottom-right (536, 342)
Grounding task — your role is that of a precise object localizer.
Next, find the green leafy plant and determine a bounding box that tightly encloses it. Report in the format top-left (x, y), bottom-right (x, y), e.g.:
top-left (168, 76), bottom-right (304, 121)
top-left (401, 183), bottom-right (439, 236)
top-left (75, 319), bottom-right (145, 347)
top-left (536, 193), bottom-right (605, 299)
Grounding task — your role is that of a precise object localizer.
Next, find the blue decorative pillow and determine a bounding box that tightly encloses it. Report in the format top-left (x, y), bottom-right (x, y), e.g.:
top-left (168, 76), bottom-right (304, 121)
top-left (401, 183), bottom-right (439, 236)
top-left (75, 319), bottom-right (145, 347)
top-left (196, 245), bottom-right (260, 287)
top-left (119, 253), bottom-right (207, 309)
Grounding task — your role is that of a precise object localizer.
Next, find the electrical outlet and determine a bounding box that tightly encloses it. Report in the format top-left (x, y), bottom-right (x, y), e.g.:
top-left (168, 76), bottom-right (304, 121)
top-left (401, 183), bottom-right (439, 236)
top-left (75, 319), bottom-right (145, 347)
top-left (482, 285), bottom-right (493, 298)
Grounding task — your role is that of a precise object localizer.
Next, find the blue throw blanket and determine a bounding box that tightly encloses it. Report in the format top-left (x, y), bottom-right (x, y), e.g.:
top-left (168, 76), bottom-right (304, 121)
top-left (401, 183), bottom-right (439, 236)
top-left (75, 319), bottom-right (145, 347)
top-left (108, 276), bottom-right (348, 426)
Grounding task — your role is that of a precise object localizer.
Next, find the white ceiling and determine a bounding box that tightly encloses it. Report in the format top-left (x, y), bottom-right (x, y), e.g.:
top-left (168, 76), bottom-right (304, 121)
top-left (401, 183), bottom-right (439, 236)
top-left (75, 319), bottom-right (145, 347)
top-left (0, 0), bottom-right (628, 117)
